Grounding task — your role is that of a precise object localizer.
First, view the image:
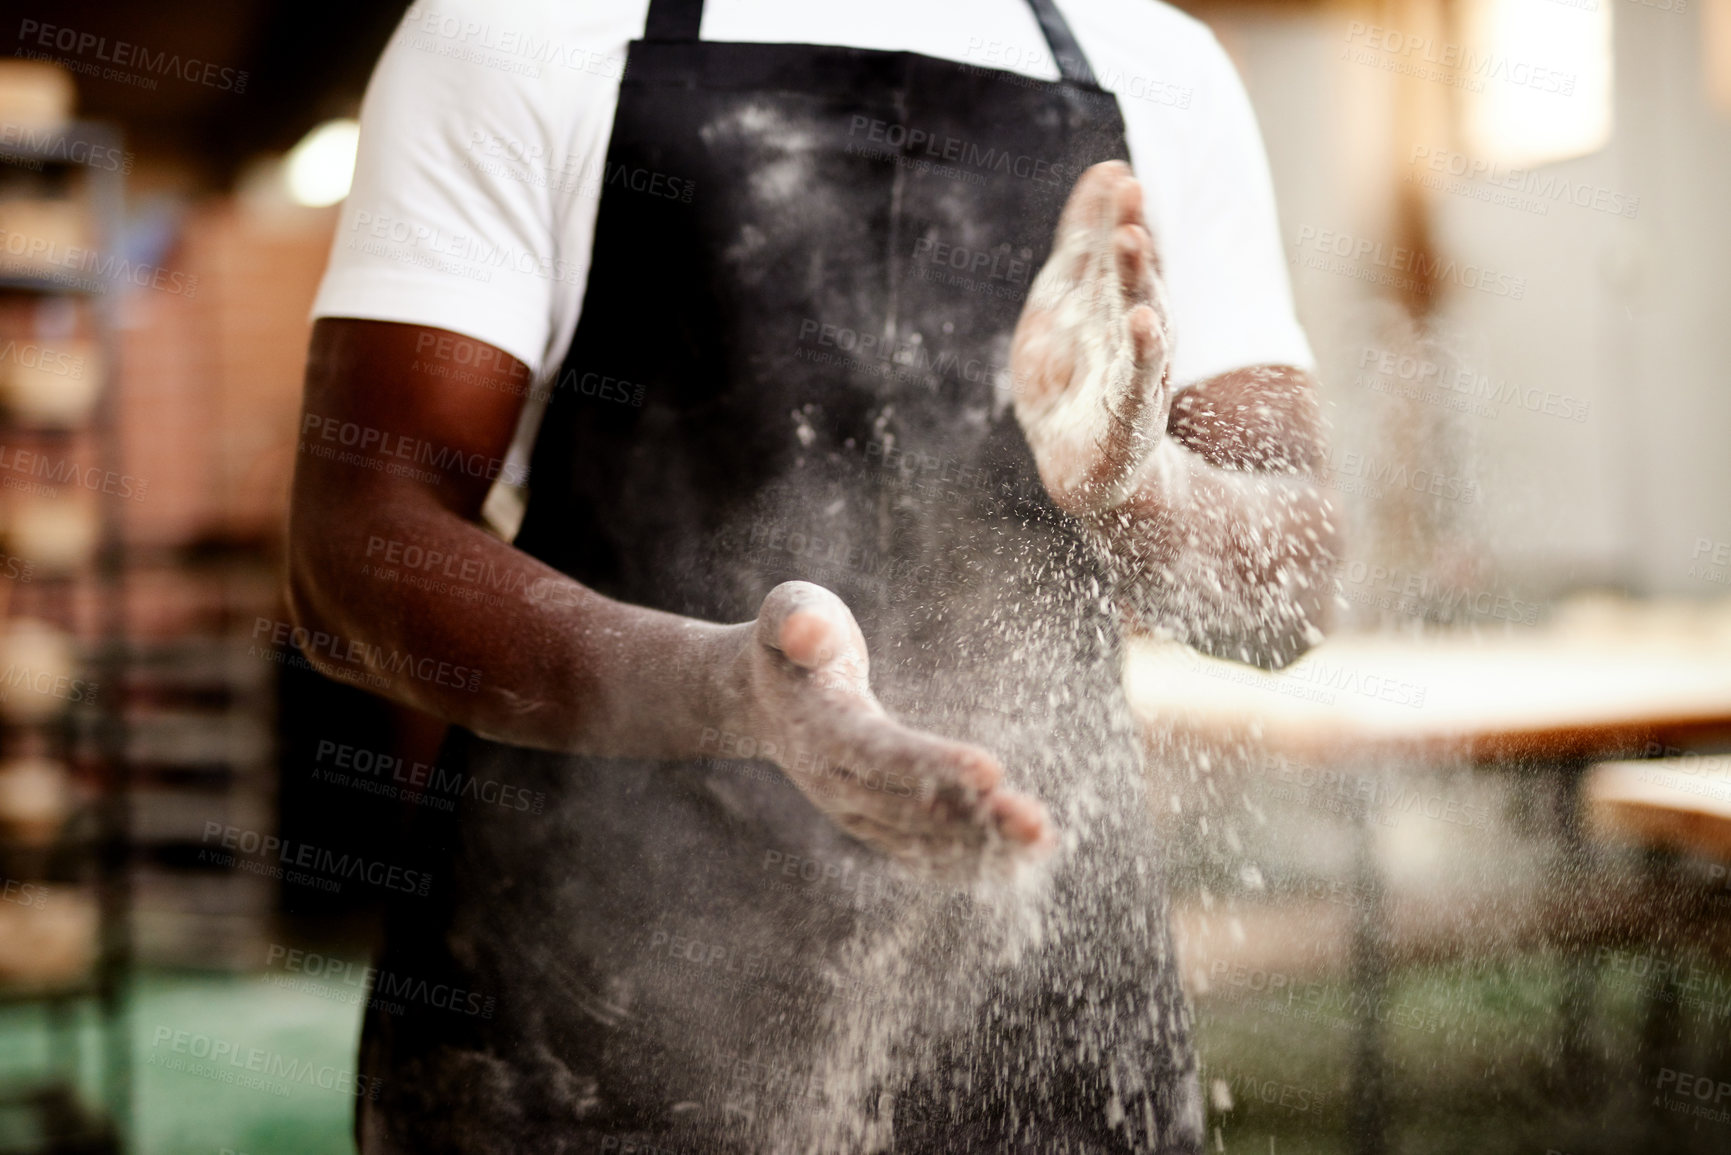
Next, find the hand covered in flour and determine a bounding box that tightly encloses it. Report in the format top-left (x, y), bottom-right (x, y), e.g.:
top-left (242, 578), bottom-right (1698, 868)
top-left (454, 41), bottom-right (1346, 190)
top-left (727, 581), bottom-right (1054, 878)
top-left (1011, 161), bottom-right (1172, 516)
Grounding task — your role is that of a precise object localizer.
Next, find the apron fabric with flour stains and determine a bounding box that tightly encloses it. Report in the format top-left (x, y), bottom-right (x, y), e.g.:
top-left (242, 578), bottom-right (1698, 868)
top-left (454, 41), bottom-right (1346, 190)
top-left (358, 2), bottom-right (1201, 1151)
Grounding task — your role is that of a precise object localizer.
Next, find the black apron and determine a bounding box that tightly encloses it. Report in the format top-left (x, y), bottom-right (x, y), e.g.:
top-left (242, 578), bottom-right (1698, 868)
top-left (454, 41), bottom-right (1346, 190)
top-left (359, 2), bottom-right (1199, 1151)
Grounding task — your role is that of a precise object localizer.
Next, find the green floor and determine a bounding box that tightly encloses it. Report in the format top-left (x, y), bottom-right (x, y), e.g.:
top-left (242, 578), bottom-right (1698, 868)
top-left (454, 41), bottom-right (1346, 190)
top-left (1198, 954), bottom-right (1731, 1155)
top-left (130, 970), bottom-right (363, 1155)
top-left (1, 969), bottom-right (363, 1155)
top-left (2, 954), bottom-right (1728, 1153)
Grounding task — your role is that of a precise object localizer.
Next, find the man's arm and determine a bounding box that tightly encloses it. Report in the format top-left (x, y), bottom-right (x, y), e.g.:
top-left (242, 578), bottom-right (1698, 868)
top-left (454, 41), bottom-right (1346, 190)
top-left (287, 319), bottom-right (1050, 868)
top-left (1167, 363), bottom-right (1324, 475)
top-left (1112, 364), bottom-right (1335, 668)
top-left (1012, 164), bottom-right (1337, 668)
top-left (288, 318), bottom-right (732, 754)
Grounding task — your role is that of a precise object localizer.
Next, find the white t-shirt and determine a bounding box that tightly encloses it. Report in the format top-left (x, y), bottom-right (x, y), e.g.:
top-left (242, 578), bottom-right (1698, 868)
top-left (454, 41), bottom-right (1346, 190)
top-left (312, 0), bottom-right (1312, 393)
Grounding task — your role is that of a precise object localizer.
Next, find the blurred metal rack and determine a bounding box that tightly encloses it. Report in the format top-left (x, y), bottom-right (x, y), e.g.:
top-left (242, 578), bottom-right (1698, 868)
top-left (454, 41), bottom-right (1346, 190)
top-left (114, 633), bottom-right (276, 971)
top-left (0, 119), bottom-right (128, 1155)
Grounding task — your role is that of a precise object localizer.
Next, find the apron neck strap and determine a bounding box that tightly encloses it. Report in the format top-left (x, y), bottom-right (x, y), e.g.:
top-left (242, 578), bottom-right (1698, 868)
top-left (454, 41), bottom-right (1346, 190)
top-left (641, 0), bottom-right (1100, 86)
top-left (643, 0), bottom-right (704, 42)
top-left (1026, 0), bottom-right (1098, 86)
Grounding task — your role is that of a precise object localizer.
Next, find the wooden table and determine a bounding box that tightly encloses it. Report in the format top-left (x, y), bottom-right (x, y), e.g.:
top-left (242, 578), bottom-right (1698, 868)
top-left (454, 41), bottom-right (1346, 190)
top-left (1587, 756), bottom-right (1731, 862)
top-left (1121, 597), bottom-right (1731, 1154)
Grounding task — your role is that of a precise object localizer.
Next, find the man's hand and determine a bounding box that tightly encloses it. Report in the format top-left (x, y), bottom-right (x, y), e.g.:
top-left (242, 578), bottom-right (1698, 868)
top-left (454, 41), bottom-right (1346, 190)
top-left (1010, 165), bottom-right (1339, 668)
top-left (1012, 161), bottom-right (1171, 516)
top-left (729, 581), bottom-right (1053, 878)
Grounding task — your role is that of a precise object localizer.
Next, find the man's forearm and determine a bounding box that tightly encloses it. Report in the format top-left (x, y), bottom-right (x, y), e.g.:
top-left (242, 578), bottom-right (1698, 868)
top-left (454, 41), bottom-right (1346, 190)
top-left (1093, 364), bottom-right (1338, 667)
top-left (286, 490), bottom-right (747, 758)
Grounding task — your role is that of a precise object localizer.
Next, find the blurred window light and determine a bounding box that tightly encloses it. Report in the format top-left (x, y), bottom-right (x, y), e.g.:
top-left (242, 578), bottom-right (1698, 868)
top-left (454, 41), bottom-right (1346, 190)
top-left (284, 118), bottom-right (360, 207)
top-left (1461, 0), bottom-right (1613, 167)
top-left (1710, 0), bottom-right (1731, 113)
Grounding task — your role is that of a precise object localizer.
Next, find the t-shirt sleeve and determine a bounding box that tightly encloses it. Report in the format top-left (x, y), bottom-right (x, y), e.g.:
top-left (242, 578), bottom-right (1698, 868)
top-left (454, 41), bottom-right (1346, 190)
top-left (1163, 32), bottom-right (1314, 387)
top-left (309, 3), bottom-right (590, 378)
